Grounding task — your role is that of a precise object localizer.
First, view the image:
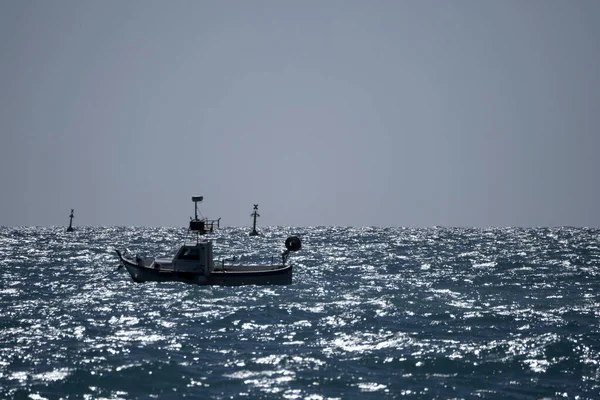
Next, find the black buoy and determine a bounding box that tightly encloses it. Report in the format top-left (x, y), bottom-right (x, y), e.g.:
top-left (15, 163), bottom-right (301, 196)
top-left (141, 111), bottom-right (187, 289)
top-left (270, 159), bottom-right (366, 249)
top-left (67, 209), bottom-right (74, 232)
top-left (249, 204), bottom-right (260, 236)
top-left (281, 236), bottom-right (301, 265)
top-left (285, 236), bottom-right (302, 252)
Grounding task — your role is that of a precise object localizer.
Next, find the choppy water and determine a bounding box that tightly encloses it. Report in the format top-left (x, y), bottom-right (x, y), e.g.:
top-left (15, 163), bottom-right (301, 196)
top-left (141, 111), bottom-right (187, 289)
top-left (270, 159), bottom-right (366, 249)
top-left (1, 226), bottom-right (599, 399)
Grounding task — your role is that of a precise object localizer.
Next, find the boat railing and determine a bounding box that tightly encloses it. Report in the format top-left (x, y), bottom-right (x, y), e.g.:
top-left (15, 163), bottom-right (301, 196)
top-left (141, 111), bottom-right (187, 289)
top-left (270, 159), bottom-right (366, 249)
top-left (216, 253), bottom-right (289, 272)
top-left (189, 217), bottom-right (221, 234)
top-left (204, 218), bottom-right (221, 231)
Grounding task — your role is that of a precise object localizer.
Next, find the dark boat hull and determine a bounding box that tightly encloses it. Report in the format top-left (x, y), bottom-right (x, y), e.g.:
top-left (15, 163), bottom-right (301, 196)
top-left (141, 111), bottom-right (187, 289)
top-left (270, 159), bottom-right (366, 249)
top-left (118, 257), bottom-right (293, 286)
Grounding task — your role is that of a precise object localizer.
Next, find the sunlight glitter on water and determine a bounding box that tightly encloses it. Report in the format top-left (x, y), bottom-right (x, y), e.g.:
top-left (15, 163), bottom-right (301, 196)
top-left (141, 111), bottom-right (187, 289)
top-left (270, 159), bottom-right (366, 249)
top-left (1, 226), bottom-right (600, 398)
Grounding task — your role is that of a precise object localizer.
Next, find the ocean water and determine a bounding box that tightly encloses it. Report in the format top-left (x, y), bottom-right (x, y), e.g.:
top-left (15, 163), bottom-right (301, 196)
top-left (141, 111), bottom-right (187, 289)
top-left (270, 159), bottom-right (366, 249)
top-left (1, 226), bottom-right (599, 399)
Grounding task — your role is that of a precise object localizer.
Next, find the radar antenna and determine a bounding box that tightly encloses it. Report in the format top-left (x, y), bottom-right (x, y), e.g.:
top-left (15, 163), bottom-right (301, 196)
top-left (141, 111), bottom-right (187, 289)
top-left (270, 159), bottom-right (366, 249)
top-left (189, 196), bottom-right (206, 241)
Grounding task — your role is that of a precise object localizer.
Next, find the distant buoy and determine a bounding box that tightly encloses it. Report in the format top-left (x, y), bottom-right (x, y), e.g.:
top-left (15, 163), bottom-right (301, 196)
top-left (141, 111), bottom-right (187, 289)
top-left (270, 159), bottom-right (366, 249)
top-left (67, 209), bottom-right (75, 232)
top-left (249, 204), bottom-right (260, 236)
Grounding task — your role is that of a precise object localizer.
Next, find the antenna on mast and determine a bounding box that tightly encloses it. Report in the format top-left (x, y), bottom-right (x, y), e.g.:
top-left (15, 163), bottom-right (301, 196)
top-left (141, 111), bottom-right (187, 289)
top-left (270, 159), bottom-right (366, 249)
top-left (189, 196), bottom-right (206, 241)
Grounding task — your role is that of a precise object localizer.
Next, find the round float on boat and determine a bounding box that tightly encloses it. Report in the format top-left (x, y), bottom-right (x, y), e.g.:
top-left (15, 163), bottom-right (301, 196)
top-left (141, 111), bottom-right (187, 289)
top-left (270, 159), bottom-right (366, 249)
top-left (285, 236), bottom-right (302, 252)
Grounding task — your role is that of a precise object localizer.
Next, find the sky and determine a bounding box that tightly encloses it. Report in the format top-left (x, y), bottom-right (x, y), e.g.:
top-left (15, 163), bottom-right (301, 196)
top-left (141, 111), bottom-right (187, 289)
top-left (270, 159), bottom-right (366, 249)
top-left (1, 0), bottom-right (599, 228)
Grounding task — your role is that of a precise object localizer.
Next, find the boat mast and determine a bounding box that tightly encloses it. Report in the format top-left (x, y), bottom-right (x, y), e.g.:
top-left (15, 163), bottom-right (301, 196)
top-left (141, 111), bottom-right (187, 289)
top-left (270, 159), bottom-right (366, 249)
top-left (189, 196), bottom-right (206, 242)
top-left (67, 209), bottom-right (74, 232)
top-left (249, 204), bottom-right (260, 236)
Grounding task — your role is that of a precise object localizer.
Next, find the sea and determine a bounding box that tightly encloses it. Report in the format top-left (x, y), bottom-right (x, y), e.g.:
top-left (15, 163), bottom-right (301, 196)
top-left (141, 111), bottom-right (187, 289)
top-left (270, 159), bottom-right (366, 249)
top-left (1, 226), bottom-right (599, 399)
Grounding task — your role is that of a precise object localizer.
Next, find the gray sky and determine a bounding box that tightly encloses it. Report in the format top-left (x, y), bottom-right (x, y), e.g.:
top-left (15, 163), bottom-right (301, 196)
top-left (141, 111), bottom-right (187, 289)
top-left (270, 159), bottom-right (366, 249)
top-left (1, 0), bottom-right (599, 228)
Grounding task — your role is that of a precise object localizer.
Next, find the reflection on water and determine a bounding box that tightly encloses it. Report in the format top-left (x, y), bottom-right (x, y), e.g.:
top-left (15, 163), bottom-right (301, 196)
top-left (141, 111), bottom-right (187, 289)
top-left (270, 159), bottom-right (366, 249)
top-left (1, 226), bottom-right (599, 398)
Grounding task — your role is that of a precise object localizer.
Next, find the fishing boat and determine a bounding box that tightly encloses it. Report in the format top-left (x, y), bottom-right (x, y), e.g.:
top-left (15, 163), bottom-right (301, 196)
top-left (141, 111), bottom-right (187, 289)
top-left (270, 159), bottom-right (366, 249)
top-left (114, 196), bottom-right (302, 286)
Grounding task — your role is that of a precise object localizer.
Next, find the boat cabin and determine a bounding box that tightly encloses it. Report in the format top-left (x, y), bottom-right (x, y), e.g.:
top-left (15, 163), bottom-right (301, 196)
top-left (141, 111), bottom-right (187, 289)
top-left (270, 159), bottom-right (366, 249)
top-left (172, 242), bottom-right (214, 275)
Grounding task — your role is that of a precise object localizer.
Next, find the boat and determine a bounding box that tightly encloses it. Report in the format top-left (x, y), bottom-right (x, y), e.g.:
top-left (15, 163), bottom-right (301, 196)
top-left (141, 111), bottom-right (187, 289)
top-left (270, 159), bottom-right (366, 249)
top-left (67, 209), bottom-right (75, 232)
top-left (114, 196), bottom-right (302, 286)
